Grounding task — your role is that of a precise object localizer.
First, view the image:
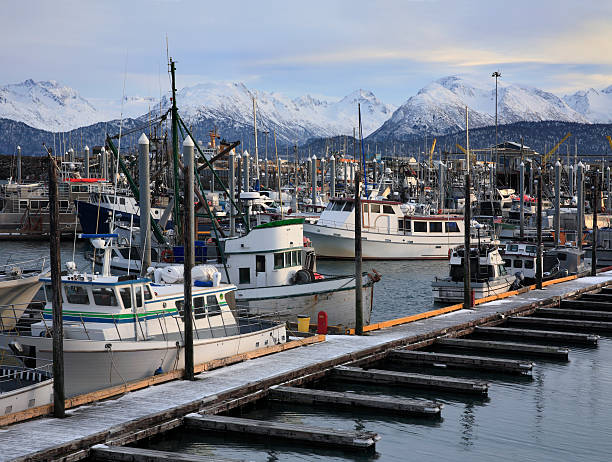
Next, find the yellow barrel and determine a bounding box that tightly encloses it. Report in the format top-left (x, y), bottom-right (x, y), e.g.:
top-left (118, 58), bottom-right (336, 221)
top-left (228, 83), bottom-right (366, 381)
top-left (297, 315), bottom-right (311, 333)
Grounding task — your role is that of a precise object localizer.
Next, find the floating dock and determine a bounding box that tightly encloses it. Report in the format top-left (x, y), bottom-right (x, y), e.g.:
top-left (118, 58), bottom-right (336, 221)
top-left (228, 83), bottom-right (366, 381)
top-left (1, 271), bottom-right (612, 461)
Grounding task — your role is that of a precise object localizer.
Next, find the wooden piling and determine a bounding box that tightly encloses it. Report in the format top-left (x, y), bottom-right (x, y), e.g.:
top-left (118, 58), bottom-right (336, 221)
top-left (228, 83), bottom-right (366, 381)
top-left (473, 326), bottom-right (598, 345)
top-left (268, 386), bottom-right (442, 416)
top-left (509, 316), bottom-right (612, 332)
top-left (331, 366), bottom-right (489, 395)
top-left (436, 338), bottom-right (569, 359)
top-left (47, 152), bottom-right (65, 418)
top-left (389, 350), bottom-right (533, 375)
top-left (184, 414), bottom-right (380, 450)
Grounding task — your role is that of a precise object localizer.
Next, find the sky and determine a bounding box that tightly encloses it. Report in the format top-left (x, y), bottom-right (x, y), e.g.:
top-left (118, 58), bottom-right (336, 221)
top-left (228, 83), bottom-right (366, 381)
top-left (3, 0), bottom-right (612, 110)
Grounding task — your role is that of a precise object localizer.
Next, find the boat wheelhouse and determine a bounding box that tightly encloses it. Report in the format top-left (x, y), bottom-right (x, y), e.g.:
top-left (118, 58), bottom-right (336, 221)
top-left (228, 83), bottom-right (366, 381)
top-left (304, 197), bottom-right (474, 260)
top-left (432, 243), bottom-right (516, 303)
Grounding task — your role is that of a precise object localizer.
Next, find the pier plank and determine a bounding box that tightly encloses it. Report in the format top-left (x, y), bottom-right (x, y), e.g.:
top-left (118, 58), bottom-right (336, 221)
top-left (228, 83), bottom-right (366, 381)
top-left (268, 385), bottom-right (442, 416)
top-left (90, 444), bottom-right (240, 462)
top-left (562, 298), bottom-right (612, 310)
top-left (537, 307), bottom-right (612, 321)
top-left (508, 316), bottom-right (612, 332)
top-left (184, 414), bottom-right (380, 449)
top-left (331, 366), bottom-right (489, 395)
top-left (389, 349), bottom-right (533, 374)
top-left (436, 338), bottom-right (569, 359)
top-left (473, 326), bottom-right (599, 345)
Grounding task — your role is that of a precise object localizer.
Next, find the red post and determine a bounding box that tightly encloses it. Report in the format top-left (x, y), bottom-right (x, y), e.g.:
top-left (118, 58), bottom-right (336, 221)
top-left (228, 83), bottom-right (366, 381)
top-left (317, 311), bottom-right (328, 335)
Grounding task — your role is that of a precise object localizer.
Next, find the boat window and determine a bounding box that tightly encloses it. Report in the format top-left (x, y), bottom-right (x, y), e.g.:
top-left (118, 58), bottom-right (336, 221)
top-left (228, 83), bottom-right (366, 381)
top-left (404, 219), bottom-right (411, 232)
top-left (429, 222), bottom-right (442, 233)
top-left (445, 222), bottom-right (460, 233)
top-left (398, 220), bottom-right (403, 231)
top-left (194, 296), bottom-right (206, 319)
top-left (134, 287), bottom-right (143, 307)
top-left (65, 285), bottom-right (90, 305)
top-left (557, 253), bottom-right (567, 261)
top-left (363, 203), bottom-right (369, 213)
top-left (525, 260), bottom-right (534, 269)
top-left (256, 255), bottom-right (266, 273)
top-left (342, 202), bottom-right (354, 212)
top-left (207, 295), bottom-right (221, 316)
top-left (498, 265), bottom-right (507, 275)
top-left (503, 258), bottom-right (512, 267)
top-left (413, 221), bottom-right (427, 232)
top-left (513, 260), bottom-right (523, 268)
top-left (239, 268), bottom-right (251, 284)
top-left (175, 300), bottom-right (184, 317)
top-left (119, 287), bottom-right (132, 309)
top-left (332, 201), bottom-right (344, 211)
top-left (144, 286), bottom-right (153, 300)
top-left (92, 287), bottom-right (118, 306)
top-left (509, 244), bottom-right (519, 252)
top-left (274, 253), bottom-right (284, 269)
top-left (383, 205), bottom-right (394, 214)
top-left (370, 203), bottom-right (381, 213)
top-left (60, 200), bottom-right (69, 209)
top-left (119, 197), bottom-right (126, 205)
top-left (526, 245), bottom-right (537, 253)
top-left (44, 284), bottom-right (54, 303)
top-left (19, 200), bottom-right (28, 210)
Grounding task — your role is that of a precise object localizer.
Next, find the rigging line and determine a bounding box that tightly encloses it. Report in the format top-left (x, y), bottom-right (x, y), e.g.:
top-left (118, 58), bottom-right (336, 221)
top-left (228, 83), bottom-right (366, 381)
top-left (110, 50), bottom-right (129, 233)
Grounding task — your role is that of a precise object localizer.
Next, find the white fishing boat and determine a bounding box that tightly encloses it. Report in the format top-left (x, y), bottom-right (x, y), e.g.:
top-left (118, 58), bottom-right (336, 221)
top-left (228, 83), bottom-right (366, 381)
top-left (432, 243), bottom-right (516, 303)
top-left (0, 259), bottom-right (49, 331)
top-left (304, 197), bottom-right (481, 260)
top-left (0, 234), bottom-right (286, 397)
top-left (92, 219), bottom-right (379, 329)
top-left (0, 364), bottom-right (53, 416)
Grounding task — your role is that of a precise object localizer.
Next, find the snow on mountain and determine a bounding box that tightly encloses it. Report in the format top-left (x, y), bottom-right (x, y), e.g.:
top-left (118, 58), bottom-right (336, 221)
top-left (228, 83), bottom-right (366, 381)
top-left (370, 75), bottom-right (591, 140)
top-left (563, 86), bottom-right (612, 123)
top-left (0, 79), bottom-right (101, 131)
top-left (162, 83), bottom-right (396, 143)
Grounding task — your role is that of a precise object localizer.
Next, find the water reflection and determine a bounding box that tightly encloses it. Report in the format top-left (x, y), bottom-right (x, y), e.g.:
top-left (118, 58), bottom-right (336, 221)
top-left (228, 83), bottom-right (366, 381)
top-left (459, 402), bottom-right (476, 447)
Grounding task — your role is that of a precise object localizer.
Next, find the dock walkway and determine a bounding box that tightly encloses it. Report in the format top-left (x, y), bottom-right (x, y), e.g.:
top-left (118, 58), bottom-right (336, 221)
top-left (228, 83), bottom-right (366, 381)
top-left (2, 271), bottom-right (611, 462)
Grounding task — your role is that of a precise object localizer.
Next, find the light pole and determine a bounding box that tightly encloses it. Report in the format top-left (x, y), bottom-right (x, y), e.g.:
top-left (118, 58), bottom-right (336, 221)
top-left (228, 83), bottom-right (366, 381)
top-left (492, 71), bottom-right (501, 184)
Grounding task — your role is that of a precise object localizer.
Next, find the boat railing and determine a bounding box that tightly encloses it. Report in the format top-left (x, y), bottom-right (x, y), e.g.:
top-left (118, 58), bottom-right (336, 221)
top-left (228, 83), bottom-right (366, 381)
top-left (0, 300), bottom-right (285, 344)
top-left (0, 257), bottom-right (48, 274)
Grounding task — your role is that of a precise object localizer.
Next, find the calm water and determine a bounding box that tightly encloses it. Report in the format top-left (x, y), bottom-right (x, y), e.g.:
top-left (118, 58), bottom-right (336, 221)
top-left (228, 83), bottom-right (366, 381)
top-left (3, 242), bottom-right (611, 461)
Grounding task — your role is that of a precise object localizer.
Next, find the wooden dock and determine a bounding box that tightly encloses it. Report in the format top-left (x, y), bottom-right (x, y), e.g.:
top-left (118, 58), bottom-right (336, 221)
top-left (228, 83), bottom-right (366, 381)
top-left (184, 414), bottom-right (380, 449)
top-left (268, 385), bottom-right (442, 416)
top-left (1, 270), bottom-right (611, 462)
top-left (435, 338), bottom-right (570, 359)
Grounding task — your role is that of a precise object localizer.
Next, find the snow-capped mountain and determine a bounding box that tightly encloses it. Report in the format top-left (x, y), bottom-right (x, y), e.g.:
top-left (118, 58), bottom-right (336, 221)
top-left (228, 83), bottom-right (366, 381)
top-left (161, 83), bottom-right (395, 144)
top-left (370, 75), bottom-right (591, 140)
top-left (0, 79), bottom-right (102, 132)
top-left (563, 86), bottom-right (612, 123)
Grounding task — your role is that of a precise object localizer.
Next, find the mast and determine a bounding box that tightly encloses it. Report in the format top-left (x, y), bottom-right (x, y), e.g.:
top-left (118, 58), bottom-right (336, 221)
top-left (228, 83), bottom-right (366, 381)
top-left (170, 58), bottom-right (182, 239)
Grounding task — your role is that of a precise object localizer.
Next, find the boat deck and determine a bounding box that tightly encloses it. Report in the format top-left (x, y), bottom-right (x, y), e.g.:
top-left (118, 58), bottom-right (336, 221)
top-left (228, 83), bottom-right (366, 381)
top-left (1, 271), bottom-right (612, 461)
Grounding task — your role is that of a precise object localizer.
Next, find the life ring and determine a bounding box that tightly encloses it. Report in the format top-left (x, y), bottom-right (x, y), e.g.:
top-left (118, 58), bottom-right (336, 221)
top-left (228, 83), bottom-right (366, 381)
top-left (161, 249), bottom-right (174, 263)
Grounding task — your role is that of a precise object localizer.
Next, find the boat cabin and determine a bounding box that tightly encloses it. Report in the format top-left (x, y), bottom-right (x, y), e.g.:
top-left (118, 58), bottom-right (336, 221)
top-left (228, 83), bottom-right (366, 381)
top-left (221, 218), bottom-right (315, 289)
top-left (319, 198), bottom-right (465, 236)
top-left (448, 244), bottom-right (508, 282)
top-left (35, 274), bottom-right (237, 341)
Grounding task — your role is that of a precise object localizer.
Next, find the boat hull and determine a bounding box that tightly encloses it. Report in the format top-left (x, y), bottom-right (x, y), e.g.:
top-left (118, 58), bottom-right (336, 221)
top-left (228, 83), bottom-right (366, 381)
top-left (432, 275), bottom-right (516, 303)
top-left (304, 223), bottom-right (464, 260)
top-left (236, 274), bottom-right (376, 329)
top-left (8, 322), bottom-right (286, 397)
top-left (0, 274), bottom-right (45, 330)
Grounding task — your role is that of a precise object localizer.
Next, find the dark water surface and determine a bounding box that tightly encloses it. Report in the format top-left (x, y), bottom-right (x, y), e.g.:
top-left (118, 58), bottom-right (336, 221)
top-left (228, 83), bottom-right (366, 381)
top-left (4, 242), bottom-right (611, 461)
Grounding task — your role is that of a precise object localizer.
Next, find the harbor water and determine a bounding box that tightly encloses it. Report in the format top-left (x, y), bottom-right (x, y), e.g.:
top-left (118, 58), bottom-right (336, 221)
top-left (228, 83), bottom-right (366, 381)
top-left (3, 242), bottom-right (612, 461)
